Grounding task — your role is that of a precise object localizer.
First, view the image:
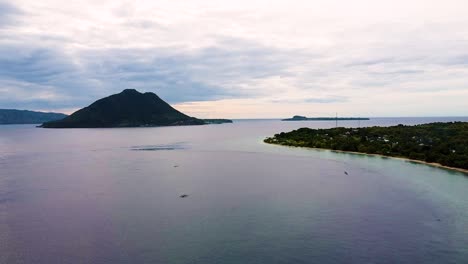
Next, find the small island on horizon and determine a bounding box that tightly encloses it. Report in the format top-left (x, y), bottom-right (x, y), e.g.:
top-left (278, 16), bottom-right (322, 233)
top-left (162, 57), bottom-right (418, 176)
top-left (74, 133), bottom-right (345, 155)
top-left (282, 115), bottom-right (370, 121)
top-left (203, 119), bottom-right (233, 124)
top-left (41, 89), bottom-right (232, 128)
top-left (265, 122), bottom-right (468, 172)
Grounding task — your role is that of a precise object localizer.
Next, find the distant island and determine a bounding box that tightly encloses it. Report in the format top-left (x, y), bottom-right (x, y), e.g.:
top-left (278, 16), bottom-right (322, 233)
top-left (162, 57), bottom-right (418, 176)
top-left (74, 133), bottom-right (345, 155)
top-left (203, 119), bottom-right (233, 124)
top-left (265, 122), bottom-right (468, 171)
top-left (41, 89), bottom-right (232, 128)
top-left (282, 115), bottom-right (370, 121)
top-left (0, 109), bottom-right (67, 125)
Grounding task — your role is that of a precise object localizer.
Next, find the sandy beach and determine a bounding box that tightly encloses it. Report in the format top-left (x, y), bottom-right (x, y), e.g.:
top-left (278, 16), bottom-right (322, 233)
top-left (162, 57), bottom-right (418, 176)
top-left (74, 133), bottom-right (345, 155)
top-left (266, 142), bottom-right (468, 175)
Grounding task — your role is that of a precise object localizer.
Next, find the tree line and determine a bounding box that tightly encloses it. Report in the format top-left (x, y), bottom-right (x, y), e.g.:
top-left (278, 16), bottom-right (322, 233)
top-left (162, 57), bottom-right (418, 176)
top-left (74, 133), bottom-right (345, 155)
top-left (265, 122), bottom-right (468, 170)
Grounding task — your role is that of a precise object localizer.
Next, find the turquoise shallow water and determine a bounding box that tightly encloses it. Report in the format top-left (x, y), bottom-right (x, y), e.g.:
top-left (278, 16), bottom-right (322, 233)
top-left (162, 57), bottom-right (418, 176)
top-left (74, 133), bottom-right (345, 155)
top-left (1, 117), bottom-right (468, 263)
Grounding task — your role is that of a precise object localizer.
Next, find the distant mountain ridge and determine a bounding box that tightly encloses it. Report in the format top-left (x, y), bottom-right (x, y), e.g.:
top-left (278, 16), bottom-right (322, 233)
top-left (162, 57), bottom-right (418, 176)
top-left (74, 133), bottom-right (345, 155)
top-left (41, 89), bottom-right (226, 128)
top-left (0, 109), bottom-right (67, 124)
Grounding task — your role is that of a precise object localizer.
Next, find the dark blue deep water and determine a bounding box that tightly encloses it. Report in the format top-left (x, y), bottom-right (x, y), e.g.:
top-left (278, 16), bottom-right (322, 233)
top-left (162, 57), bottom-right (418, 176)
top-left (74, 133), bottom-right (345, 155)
top-left (1, 117), bottom-right (468, 263)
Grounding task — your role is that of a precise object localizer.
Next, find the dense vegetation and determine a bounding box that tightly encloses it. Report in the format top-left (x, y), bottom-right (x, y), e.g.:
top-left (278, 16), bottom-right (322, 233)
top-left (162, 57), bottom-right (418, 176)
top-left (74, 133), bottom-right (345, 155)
top-left (42, 89), bottom-right (206, 128)
top-left (265, 122), bottom-right (468, 170)
top-left (0, 109), bottom-right (67, 124)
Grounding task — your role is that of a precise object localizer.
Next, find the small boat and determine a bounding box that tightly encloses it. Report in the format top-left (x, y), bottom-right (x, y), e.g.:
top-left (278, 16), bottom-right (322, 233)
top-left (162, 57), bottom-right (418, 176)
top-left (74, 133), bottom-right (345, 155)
top-left (179, 194), bottom-right (189, 198)
top-left (344, 171), bottom-right (348, 175)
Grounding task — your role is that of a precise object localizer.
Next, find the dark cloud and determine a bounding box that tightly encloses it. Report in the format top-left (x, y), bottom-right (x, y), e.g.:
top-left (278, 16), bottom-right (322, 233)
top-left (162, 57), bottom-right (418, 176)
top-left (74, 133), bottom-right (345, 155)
top-left (0, 1), bottom-right (22, 27)
top-left (0, 36), bottom-right (297, 110)
top-left (0, 47), bottom-right (76, 84)
top-left (0, 96), bottom-right (70, 110)
top-left (442, 54), bottom-right (468, 66)
top-left (78, 44), bottom-right (283, 103)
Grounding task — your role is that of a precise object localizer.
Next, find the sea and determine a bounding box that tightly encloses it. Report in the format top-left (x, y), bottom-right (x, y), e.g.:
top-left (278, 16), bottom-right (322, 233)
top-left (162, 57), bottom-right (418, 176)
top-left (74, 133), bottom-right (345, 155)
top-left (1, 117), bottom-right (468, 264)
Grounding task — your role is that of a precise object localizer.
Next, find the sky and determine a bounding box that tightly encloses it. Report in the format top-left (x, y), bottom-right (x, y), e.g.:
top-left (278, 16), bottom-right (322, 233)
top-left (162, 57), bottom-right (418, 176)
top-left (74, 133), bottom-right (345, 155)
top-left (0, 0), bottom-right (467, 118)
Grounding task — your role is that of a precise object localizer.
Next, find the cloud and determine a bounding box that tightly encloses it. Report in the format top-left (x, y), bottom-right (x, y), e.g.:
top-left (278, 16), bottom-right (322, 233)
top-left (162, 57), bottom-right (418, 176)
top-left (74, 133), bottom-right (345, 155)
top-left (0, 47), bottom-right (75, 84)
top-left (443, 54), bottom-right (468, 66)
top-left (304, 96), bottom-right (348, 104)
top-left (0, 35), bottom-right (300, 108)
top-left (0, 1), bottom-right (22, 27)
top-left (270, 96), bottom-right (348, 104)
top-left (0, 0), bottom-right (468, 117)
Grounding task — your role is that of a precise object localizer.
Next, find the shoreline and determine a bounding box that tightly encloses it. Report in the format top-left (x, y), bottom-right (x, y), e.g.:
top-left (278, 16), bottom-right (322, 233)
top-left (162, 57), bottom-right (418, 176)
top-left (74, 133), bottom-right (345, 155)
top-left (264, 142), bottom-right (468, 175)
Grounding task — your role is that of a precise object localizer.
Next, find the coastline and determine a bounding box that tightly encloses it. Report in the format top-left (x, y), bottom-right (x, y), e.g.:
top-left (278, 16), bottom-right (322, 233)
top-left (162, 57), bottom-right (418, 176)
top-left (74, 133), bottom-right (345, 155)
top-left (264, 142), bottom-right (468, 175)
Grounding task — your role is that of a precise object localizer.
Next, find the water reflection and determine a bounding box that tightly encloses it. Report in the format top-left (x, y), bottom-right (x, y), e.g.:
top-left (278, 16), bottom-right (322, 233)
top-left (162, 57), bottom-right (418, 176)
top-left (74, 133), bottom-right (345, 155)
top-left (0, 117), bottom-right (467, 263)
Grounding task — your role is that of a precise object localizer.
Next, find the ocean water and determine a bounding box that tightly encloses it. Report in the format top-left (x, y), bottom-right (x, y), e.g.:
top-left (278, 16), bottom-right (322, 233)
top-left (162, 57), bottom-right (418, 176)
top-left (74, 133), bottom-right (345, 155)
top-left (1, 117), bottom-right (468, 264)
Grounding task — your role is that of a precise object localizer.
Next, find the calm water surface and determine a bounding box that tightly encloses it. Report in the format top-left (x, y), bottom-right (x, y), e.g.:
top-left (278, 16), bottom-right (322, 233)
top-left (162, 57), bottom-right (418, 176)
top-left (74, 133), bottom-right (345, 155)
top-left (1, 117), bottom-right (468, 263)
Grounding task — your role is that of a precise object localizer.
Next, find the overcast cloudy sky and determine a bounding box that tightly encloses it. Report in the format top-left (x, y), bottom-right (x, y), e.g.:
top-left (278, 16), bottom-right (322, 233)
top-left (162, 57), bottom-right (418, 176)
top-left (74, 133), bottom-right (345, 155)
top-left (1, 0), bottom-right (467, 118)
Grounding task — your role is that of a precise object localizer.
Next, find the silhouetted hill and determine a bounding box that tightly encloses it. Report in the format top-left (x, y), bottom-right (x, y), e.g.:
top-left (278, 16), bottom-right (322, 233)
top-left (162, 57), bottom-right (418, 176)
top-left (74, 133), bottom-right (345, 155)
top-left (41, 89), bottom-right (206, 128)
top-left (0, 109), bottom-right (67, 124)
